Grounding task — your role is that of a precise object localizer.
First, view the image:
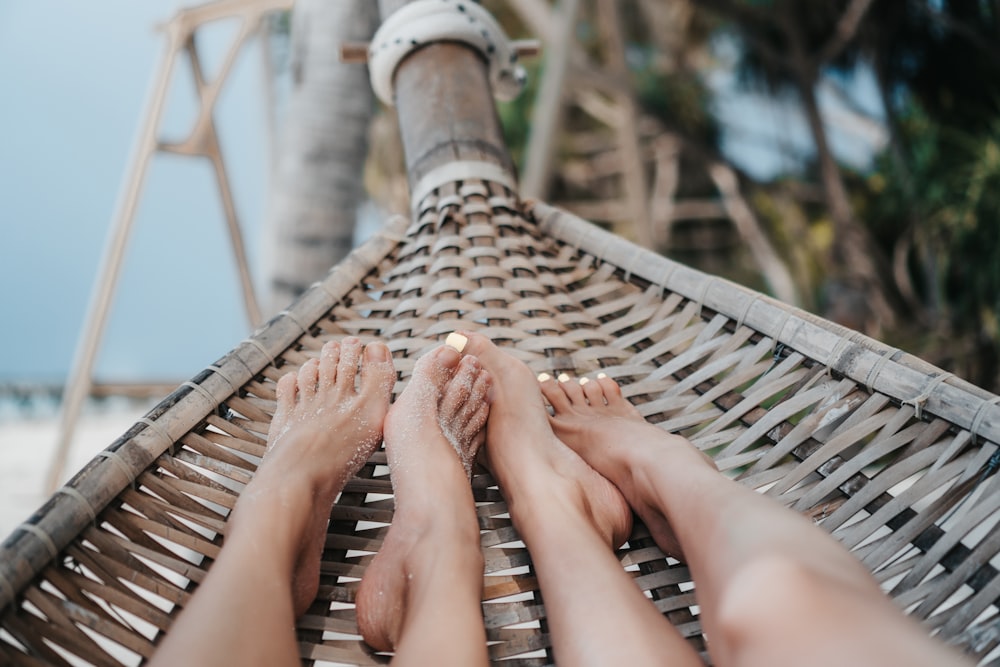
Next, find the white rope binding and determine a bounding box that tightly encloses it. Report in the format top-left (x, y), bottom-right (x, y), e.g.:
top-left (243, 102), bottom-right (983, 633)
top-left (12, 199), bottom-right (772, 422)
top-left (410, 160), bottom-right (518, 209)
top-left (369, 0), bottom-right (528, 106)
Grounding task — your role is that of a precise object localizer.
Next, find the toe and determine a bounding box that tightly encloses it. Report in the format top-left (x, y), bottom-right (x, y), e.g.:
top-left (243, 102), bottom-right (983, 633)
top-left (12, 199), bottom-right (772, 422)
top-left (335, 337), bottom-right (363, 393)
top-left (455, 331), bottom-right (514, 377)
top-left (594, 374), bottom-right (643, 418)
top-left (440, 355), bottom-right (478, 418)
top-left (359, 341), bottom-right (396, 399)
top-left (270, 372), bottom-right (298, 434)
top-left (459, 331), bottom-right (551, 427)
top-left (595, 374), bottom-right (626, 403)
top-left (539, 373), bottom-right (572, 412)
top-left (413, 343), bottom-right (461, 389)
top-left (557, 373), bottom-right (588, 405)
top-left (454, 366), bottom-right (491, 435)
top-left (298, 359), bottom-right (319, 401)
top-left (468, 366), bottom-right (491, 409)
top-left (318, 340), bottom-right (341, 389)
top-left (467, 373), bottom-right (491, 432)
top-left (580, 376), bottom-right (606, 406)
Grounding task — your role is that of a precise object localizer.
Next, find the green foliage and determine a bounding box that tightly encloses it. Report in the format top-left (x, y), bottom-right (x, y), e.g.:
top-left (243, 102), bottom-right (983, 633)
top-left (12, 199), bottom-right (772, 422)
top-left (270, 9), bottom-right (291, 34)
top-left (866, 0), bottom-right (1000, 136)
top-left (871, 106), bottom-right (1000, 320)
top-left (633, 54), bottom-right (718, 146)
top-left (705, 0), bottom-right (1000, 386)
top-left (714, 0), bottom-right (866, 92)
top-left (860, 99), bottom-right (1000, 385)
top-left (936, 119), bottom-right (1000, 336)
top-left (491, 0), bottom-right (1000, 386)
top-left (494, 5), bottom-right (720, 175)
top-left (496, 62), bottom-right (540, 173)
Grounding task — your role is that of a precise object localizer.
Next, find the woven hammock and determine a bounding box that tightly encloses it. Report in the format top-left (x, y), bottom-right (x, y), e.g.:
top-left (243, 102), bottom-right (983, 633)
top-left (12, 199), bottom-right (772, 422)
top-left (4, 3), bottom-right (1000, 664)
top-left (3, 186), bottom-right (1000, 665)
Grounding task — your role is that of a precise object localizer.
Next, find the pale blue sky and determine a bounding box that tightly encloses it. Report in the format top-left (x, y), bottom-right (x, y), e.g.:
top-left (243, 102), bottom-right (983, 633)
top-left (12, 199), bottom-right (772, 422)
top-left (0, 2), bottom-right (884, 386)
top-left (0, 0), bottom-right (270, 383)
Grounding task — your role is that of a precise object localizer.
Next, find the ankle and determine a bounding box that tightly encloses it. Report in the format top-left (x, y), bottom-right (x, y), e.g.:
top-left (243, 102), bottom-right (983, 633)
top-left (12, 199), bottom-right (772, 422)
top-left (227, 491), bottom-right (312, 571)
top-left (390, 511), bottom-right (484, 592)
top-left (511, 489), bottom-right (611, 559)
top-left (633, 448), bottom-right (721, 530)
top-left (506, 472), bottom-right (590, 531)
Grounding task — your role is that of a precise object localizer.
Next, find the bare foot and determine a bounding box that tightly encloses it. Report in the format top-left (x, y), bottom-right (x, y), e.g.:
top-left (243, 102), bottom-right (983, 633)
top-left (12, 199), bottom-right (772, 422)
top-left (356, 344), bottom-right (490, 653)
top-left (228, 337), bottom-right (396, 617)
top-left (540, 372), bottom-right (715, 560)
top-left (457, 332), bottom-right (632, 549)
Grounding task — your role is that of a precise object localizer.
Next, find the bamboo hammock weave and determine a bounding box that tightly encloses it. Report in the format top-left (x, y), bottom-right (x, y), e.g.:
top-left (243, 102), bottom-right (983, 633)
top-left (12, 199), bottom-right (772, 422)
top-left (3, 180), bottom-right (1000, 665)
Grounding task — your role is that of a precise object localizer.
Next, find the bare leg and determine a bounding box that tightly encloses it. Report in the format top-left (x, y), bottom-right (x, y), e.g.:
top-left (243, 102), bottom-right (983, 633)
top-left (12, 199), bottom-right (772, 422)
top-left (356, 343), bottom-right (491, 666)
top-left (459, 332), bottom-right (703, 667)
top-left (542, 372), bottom-right (971, 667)
top-left (150, 338), bottom-right (395, 667)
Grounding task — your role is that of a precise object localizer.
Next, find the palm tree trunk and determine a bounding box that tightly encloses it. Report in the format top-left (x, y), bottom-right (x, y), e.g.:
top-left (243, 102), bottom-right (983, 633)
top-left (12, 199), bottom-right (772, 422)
top-left (796, 71), bottom-right (895, 331)
top-left (263, 0), bottom-right (378, 315)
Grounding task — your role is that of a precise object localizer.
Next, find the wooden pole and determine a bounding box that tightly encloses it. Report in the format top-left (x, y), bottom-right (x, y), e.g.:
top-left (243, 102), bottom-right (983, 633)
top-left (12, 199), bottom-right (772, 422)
top-left (650, 135), bottom-right (680, 246)
top-left (709, 162), bottom-right (801, 306)
top-left (377, 0), bottom-right (516, 189)
top-left (47, 1), bottom-right (287, 492)
top-left (596, 0), bottom-right (654, 248)
top-left (521, 0), bottom-right (581, 200)
top-left (181, 35), bottom-right (263, 326)
top-left (46, 30), bottom-right (181, 495)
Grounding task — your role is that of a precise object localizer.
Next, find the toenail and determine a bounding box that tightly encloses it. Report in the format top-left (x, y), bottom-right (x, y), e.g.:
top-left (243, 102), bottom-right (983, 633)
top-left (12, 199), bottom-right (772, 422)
top-left (557, 373), bottom-right (571, 383)
top-left (537, 373), bottom-right (551, 382)
top-left (579, 377), bottom-right (590, 385)
top-left (365, 342), bottom-right (391, 362)
top-left (445, 332), bottom-right (468, 353)
top-left (597, 372), bottom-right (608, 379)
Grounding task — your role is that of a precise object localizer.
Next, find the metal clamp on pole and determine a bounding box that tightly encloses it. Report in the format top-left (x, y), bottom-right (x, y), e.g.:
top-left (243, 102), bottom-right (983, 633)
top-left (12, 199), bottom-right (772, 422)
top-left (364, 0), bottom-right (537, 105)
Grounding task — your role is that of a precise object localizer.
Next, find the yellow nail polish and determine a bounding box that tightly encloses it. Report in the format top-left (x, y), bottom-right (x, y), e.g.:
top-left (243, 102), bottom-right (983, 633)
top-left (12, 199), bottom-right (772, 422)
top-left (579, 377), bottom-right (590, 385)
top-left (537, 372), bottom-right (551, 382)
top-left (557, 373), bottom-right (571, 383)
top-left (597, 372), bottom-right (608, 379)
top-left (445, 332), bottom-right (468, 353)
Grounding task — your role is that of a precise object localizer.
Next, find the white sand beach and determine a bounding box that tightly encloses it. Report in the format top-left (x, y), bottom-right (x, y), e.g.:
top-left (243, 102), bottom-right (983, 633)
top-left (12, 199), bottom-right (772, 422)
top-left (0, 404), bottom-right (150, 541)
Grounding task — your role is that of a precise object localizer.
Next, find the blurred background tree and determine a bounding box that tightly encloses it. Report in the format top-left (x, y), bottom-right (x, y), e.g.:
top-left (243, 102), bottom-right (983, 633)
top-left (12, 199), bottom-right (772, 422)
top-left (262, 0), bottom-right (379, 316)
top-left (859, 0), bottom-right (1000, 389)
top-left (483, 0), bottom-right (1000, 390)
top-left (262, 0), bottom-right (1000, 390)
